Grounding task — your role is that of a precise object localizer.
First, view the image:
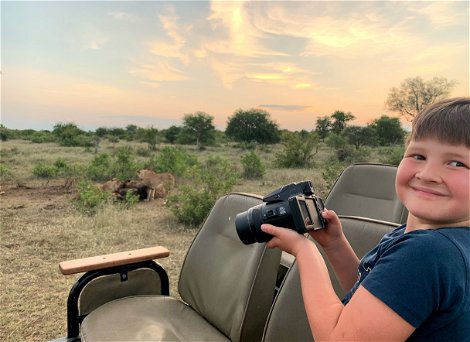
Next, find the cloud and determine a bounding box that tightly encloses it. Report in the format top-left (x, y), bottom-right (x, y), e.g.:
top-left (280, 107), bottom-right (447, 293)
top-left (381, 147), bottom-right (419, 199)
top-left (108, 11), bottom-right (140, 23)
top-left (407, 1), bottom-right (467, 27)
top-left (259, 104), bottom-right (311, 112)
top-left (129, 60), bottom-right (188, 86)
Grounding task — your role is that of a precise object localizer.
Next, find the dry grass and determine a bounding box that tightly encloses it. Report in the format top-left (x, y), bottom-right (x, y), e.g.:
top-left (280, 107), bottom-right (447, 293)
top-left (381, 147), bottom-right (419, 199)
top-left (0, 139), bottom-right (353, 341)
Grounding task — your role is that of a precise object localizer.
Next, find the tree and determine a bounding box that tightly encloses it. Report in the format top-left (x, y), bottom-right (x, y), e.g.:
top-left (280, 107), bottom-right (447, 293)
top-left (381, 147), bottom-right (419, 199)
top-left (142, 126), bottom-right (159, 150)
top-left (225, 108), bottom-right (281, 144)
top-left (315, 116), bottom-right (331, 141)
top-left (182, 111), bottom-right (216, 148)
top-left (52, 122), bottom-right (85, 146)
top-left (369, 115), bottom-right (406, 146)
top-left (330, 110), bottom-right (355, 134)
top-left (342, 126), bottom-right (376, 149)
top-left (163, 125), bottom-right (182, 144)
top-left (386, 76), bottom-right (456, 121)
top-left (275, 131), bottom-right (319, 167)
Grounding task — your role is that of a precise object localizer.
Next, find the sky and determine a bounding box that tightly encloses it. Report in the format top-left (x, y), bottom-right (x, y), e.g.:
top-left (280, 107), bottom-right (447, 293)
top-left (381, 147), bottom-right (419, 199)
top-left (1, 0), bottom-right (469, 132)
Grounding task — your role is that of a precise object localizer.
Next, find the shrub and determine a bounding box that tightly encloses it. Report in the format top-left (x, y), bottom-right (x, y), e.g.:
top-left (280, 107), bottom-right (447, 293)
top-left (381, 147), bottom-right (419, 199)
top-left (110, 147), bottom-right (140, 180)
top-left (0, 164), bottom-right (13, 181)
top-left (322, 161), bottom-right (345, 192)
top-left (87, 153), bottom-right (112, 181)
top-left (379, 146), bottom-right (405, 166)
top-left (275, 131), bottom-right (319, 168)
top-left (32, 162), bottom-right (58, 186)
top-left (74, 180), bottom-right (111, 215)
top-left (167, 156), bottom-right (239, 226)
top-left (148, 146), bottom-right (197, 177)
top-left (241, 151), bottom-right (265, 179)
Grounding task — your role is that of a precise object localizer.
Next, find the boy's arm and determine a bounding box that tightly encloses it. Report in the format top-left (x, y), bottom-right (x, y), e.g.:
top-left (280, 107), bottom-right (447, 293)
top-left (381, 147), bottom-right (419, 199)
top-left (308, 209), bottom-right (359, 292)
top-left (263, 224), bottom-right (415, 341)
top-left (319, 234), bottom-right (359, 292)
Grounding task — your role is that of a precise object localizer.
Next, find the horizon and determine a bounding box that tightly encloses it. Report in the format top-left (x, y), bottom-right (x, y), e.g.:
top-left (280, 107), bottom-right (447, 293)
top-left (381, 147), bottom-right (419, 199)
top-left (1, 1), bottom-right (469, 132)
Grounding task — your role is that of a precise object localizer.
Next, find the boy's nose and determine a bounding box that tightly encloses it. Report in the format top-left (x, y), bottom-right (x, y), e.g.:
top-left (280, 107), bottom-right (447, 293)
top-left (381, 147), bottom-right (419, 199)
top-left (415, 163), bottom-right (441, 183)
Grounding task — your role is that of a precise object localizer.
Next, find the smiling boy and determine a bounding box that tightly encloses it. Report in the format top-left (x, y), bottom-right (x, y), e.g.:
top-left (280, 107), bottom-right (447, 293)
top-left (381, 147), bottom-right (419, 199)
top-left (262, 97), bottom-right (470, 341)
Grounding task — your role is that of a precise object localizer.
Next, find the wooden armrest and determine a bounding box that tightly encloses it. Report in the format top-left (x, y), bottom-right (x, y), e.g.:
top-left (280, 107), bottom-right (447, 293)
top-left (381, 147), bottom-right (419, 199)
top-left (59, 246), bottom-right (170, 275)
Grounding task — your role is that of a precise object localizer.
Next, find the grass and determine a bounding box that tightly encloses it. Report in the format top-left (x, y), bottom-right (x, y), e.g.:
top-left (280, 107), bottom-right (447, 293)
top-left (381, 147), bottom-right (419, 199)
top-left (0, 138), bottom-right (382, 341)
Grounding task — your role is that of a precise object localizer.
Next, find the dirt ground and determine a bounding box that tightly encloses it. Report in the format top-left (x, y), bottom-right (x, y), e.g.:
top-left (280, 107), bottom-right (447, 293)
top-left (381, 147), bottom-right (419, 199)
top-left (1, 180), bottom-right (198, 341)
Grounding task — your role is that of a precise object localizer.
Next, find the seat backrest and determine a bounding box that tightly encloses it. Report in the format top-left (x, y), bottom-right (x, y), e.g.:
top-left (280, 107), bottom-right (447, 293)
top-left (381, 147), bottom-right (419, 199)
top-left (178, 193), bottom-right (282, 342)
top-left (325, 163), bottom-right (408, 224)
top-left (263, 216), bottom-right (399, 341)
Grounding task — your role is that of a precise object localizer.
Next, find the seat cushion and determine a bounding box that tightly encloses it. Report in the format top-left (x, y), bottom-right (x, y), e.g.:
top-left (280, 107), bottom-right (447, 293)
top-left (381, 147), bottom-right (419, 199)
top-left (81, 295), bottom-right (228, 341)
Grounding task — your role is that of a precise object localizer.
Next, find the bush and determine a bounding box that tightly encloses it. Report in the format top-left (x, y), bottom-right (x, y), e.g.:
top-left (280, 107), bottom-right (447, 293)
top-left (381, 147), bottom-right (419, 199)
top-left (275, 131), bottom-right (319, 168)
top-left (322, 161), bottom-right (345, 192)
top-left (110, 147), bottom-right (140, 180)
top-left (241, 151), bottom-right (265, 179)
top-left (87, 153), bottom-right (112, 181)
top-left (167, 156), bottom-right (239, 226)
top-left (379, 145), bottom-right (405, 166)
top-left (0, 164), bottom-right (13, 181)
top-left (32, 162), bottom-right (58, 186)
top-left (148, 146), bottom-right (197, 177)
top-left (74, 180), bottom-right (111, 215)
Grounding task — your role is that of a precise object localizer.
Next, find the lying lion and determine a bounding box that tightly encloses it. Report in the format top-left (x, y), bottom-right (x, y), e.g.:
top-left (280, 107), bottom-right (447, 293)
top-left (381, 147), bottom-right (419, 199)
top-left (137, 169), bottom-right (175, 201)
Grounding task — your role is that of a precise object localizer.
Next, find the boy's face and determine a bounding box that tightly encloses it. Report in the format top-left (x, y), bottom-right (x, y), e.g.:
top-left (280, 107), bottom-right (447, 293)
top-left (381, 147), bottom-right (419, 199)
top-left (396, 138), bottom-right (470, 229)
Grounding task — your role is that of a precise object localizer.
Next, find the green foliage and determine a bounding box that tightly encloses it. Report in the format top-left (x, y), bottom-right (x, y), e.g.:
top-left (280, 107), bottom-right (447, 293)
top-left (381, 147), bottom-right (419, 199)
top-left (86, 148), bottom-right (140, 181)
top-left (275, 131), bottom-right (319, 168)
top-left (330, 111), bottom-right (355, 134)
top-left (369, 116), bottom-right (406, 146)
top-left (0, 164), bottom-right (13, 181)
top-left (334, 145), bottom-right (371, 163)
top-left (167, 156), bottom-right (239, 226)
top-left (141, 126), bottom-right (159, 150)
top-left (32, 162), bottom-right (59, 186)
top-left (225, 108), bottom-right (281, 144)
top-left (52, 122), bottom-right (87, 147)
top-left (74, 180), bottom-right (111, 215)
top-left (148, 146), bottom-right (197, 177)
top-left (315, 116), bottom-right (331, 141)
top-left (163, 125), bottom-right (182, 144)
top-left (87, 153), bottom-right (112, 181)
top-left (241, 151), bottom-right (265, 179)
top-left (379, 145), bottom-right (405, 166)
top-left (342, 126), bottom-right (377, 149)
top-left (322, 161), bottom-right (345, 192)
top-left (325, 133), bottom-right (347, 150)
top-left (181, 112), bottom-right (216, 148)
top-left (110, 147), bottom-right (140, 180)
top-left (0, 124), bottom-right (11, 141)
top-left (30, 131), bottom-right (55, 143)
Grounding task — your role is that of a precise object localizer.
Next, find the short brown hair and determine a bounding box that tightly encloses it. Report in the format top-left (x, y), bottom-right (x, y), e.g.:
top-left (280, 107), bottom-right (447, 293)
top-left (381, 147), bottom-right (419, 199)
top-left (408, 97), bottom-right (470, 147)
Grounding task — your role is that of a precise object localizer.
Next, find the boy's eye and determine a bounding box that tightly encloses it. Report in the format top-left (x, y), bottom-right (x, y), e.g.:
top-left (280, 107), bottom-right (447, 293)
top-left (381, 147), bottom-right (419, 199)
top-left (449, 161), bottom-right (467, 168)
top-left (411, 154), bottom-right (425, 161)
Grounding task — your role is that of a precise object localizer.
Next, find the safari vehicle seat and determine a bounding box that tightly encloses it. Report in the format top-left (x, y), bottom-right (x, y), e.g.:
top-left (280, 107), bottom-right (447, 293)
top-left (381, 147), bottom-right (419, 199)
top-left (325, 163), bottom-right (408, 224)
top-left (55, 193), bottom-right (281, 342)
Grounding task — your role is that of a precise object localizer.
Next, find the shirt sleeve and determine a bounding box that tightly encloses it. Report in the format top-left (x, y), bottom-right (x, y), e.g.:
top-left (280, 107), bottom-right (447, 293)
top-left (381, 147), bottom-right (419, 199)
top-left (360, 231), bottom-right (463, 328)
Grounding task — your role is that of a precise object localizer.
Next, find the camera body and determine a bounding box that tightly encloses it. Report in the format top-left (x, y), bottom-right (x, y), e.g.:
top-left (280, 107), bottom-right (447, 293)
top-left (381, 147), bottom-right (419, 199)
top-left (235, 180), bottom-right (327, 245)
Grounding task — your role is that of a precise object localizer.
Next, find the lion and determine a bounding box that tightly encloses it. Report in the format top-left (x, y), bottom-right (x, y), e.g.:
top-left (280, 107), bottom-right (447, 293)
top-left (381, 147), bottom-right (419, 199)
top-left (137, 169), bottom-right (175, 201)
top-left (100, 178), bottom-right (123, 193)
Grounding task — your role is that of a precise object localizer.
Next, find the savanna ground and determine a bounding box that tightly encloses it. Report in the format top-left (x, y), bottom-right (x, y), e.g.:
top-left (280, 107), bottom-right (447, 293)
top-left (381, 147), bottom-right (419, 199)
top-left (1, 139), bottom-right (384, 341)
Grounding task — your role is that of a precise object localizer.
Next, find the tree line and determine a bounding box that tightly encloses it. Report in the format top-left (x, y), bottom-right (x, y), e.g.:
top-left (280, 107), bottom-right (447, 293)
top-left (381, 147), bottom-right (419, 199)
top-left (0, 75), bottom-right (455, 152)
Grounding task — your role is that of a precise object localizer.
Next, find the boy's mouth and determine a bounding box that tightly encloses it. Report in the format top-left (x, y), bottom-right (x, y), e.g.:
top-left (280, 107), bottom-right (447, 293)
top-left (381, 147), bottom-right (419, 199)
top-left (410, 185), bottom-right (447, 198)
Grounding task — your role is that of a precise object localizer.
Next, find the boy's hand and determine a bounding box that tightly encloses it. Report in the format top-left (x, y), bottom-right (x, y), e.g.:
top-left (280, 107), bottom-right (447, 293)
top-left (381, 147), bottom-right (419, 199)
top-left (261, 224), bottom-right (310, 257)
top-left (308, 209), bottom-right (345, 251)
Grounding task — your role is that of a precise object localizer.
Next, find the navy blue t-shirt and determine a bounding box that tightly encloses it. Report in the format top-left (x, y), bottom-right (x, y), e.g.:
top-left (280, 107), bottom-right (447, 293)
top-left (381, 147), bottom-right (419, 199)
top-left (343, 225), bottom-right (470, 341)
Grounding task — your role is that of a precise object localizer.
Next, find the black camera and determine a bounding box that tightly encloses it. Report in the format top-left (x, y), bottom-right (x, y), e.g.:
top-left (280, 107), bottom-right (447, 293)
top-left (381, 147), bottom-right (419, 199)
top-left (235, 180), bottom-right (327, 245)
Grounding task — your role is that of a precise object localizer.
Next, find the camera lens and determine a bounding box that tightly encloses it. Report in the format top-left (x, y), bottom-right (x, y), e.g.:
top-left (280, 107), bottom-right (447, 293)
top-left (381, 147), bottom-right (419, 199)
top-left (235, 205), bottom-right (273, 244)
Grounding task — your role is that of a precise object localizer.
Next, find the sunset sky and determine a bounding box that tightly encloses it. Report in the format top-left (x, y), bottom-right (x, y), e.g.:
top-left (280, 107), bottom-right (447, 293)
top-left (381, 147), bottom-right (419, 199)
top-left (2, 0), bottom-right (469, 132)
